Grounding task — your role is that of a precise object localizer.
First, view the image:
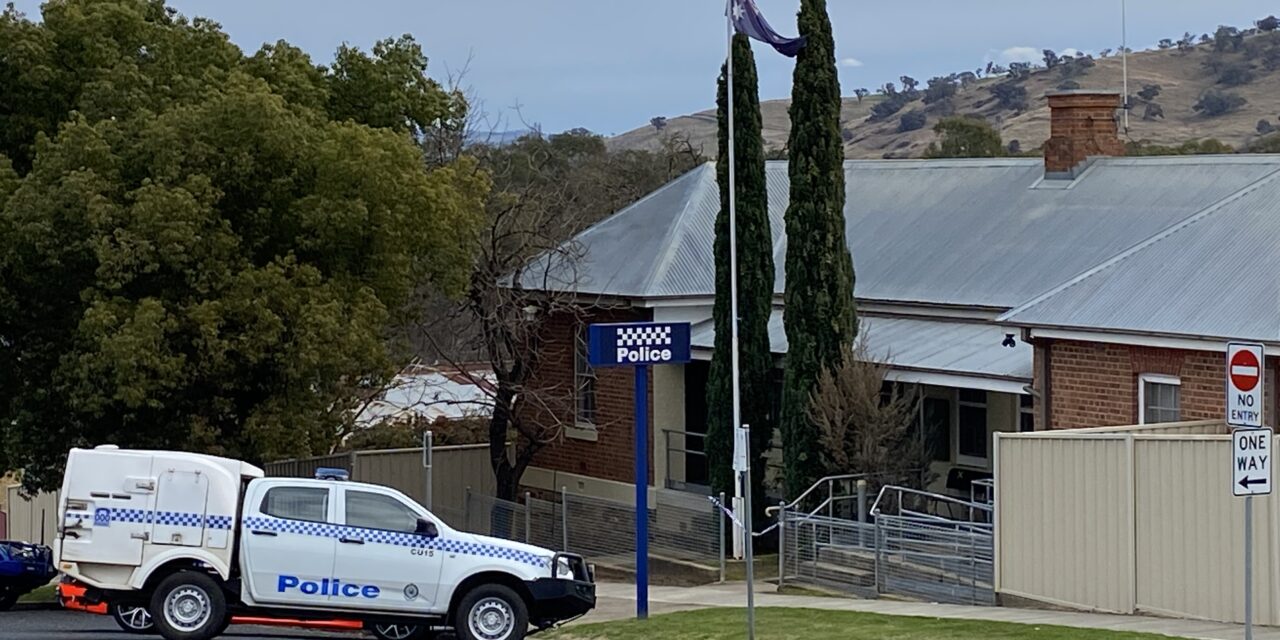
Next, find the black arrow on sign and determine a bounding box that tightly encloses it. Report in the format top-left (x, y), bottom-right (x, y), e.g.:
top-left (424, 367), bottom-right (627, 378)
top-left (1239, 476), bottom-right (1267, 489)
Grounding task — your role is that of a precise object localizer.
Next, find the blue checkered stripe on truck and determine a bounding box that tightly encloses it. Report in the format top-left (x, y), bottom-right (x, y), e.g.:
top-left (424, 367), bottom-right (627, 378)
top-left (98, 508), bottom-right (234, 530)
top-left (243, 516), bottom-right (549, 569)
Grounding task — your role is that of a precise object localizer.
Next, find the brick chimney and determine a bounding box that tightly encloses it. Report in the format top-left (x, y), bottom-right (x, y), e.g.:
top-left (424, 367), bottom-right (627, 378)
top-left (1043, 90), bottom-right (1125, 178)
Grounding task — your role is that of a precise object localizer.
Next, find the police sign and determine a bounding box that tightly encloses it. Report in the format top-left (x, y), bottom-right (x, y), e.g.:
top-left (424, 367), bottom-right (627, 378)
top-left (588, 322), bottom-right (692, 367)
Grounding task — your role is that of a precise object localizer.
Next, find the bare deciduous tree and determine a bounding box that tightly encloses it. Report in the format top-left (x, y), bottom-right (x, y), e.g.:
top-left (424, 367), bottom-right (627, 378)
top-left (807, 338), bottom-right (934, 497)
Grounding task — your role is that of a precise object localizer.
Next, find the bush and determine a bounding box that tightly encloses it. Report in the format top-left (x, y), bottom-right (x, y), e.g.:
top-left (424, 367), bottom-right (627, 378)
top-left (869, 92), bottom-right (916, 121)
top-left (1249, 133), bottom-right (1280, 153)
top-left (1216, 61), bottom-right (1256, 86)
top-left (1193, 89), bottom-right (1247, 117)
top-left (897, 110), bottom-right (927, 132)
top-left (1143, 103), bottom-right (1165, 120)
top-left (1057, 80), bottom-right (1081, 91)
top-left (1137, 84), bottom-right (1162, 101)
top-left (988, 82), bottom-right (1029, 111)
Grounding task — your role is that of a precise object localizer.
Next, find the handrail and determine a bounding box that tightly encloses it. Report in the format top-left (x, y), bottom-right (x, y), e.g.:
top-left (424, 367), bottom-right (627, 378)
top-left (870, 484), bottom-right (993, 518)
top-left (763, 472), bottom-right (879, 519)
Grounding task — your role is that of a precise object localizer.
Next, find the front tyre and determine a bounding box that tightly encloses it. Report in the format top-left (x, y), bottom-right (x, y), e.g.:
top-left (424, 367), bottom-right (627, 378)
top-left (149, 572), bottom-right (227, 640)
top-left (112, 605), bottom-right (157, 634)
top-left (453, 584), bottom-right (528, 640)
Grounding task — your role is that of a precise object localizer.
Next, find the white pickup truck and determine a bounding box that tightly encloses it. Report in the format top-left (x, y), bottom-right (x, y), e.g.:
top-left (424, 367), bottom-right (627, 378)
top-left (53, 446), bottom-right (595, 640)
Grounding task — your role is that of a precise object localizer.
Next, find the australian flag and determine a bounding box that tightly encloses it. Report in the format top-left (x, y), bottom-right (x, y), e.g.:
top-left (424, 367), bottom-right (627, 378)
top-left (729, 0), bottom-right (806, 57)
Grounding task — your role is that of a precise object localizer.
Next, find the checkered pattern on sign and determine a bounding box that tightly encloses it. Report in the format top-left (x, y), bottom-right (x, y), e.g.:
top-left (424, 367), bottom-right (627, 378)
top-left (101, 508), bottom-right (233, 530)
top-left (243, 516), bottom-right (549, 569)
top-left (615, 325), bottom-right (673, 347)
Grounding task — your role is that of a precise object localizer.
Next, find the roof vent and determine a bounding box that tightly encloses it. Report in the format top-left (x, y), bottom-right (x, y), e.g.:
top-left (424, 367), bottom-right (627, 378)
top-left (1043, 90), bottom-right (1125, 179)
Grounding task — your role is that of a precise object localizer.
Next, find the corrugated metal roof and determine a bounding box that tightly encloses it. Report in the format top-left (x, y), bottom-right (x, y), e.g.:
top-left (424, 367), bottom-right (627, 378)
top-left (528, 155), bottom-right (1280, 310)
top-left (690, 312), bottom-right (1032, 382)
top-left (999, 167), bottom-right (1280, 343)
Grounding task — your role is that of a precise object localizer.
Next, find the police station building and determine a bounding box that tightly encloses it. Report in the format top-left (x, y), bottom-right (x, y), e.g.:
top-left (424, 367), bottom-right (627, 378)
top-left (511, 92), bottom-right (1280, 503)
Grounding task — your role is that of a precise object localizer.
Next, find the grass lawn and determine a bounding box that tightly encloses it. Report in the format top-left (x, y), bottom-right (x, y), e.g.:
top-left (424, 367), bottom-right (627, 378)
top-left (16, 583), bottom-right (57, 603)
top-left (546, 608), bottom-right (1187, 640)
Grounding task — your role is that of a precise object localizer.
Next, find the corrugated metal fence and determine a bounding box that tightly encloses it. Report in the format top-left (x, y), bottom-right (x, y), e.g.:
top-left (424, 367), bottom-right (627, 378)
top-left (995, 420), bottom-right (1277, 625)
top-left (2, 486), bottom-right (59, 545)
top-left (264, 443), bottom-right (495, 523)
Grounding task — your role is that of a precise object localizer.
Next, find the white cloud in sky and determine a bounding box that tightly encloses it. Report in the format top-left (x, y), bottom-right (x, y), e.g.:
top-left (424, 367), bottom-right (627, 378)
top-left (990, 46), bottom-right (1041, 65)
top-left (840, 57), bottom-right (864, 68)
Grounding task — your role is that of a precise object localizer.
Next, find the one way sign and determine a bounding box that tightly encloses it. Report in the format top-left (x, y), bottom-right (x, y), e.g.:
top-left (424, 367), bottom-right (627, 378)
top-left (1233, 427), bottom-right (1273, 497)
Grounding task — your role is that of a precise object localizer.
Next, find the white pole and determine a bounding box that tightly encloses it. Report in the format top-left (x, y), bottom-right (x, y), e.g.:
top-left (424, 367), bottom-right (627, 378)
top-left (725, 0), bottom-right (747, 562)
top-left (1121, 0), bottom-right (1129, 131)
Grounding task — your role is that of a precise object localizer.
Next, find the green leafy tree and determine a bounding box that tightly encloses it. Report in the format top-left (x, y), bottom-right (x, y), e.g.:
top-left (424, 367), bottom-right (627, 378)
top-left (924, 116), bottom-right (1005, 158)
top-left (705, 34), bottom-right (776, 510)
top-left (0, 0), bottom-right (486, 490)
top-left (782, 0), bottom-right (858, 498)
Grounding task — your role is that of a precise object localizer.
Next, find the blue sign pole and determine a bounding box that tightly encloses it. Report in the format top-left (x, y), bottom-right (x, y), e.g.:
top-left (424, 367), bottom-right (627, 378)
top-left (634, 364), bottom-right (649, 619)
top-left (587, 321), bottom-right (691, 621)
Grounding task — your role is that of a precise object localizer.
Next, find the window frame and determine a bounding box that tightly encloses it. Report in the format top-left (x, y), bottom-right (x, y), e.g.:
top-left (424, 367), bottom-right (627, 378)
top-left (259, 485), bottom-right (332, 524)
top-left (955, 388), bottom-right (989, 467)
top-left (1019, 394), bottom-right (1035, 433)
top-left (573, 323), bottom-right (598, 428)
top-left (1138, 373), bottom-right (1182, 425)
top-left (340, 488), bottom-right (429, 535)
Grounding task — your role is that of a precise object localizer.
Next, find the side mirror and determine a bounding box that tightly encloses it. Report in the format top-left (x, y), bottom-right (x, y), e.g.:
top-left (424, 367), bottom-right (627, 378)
top-left (416, 518), bottom-right (439, 538)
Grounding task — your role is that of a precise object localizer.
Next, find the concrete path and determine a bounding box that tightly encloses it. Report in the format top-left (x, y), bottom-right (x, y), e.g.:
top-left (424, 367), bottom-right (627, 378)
top-left (584, 581), bottom-right (1278, 640)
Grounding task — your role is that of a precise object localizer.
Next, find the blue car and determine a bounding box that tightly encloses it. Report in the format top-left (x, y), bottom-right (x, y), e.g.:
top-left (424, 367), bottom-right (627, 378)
top-left (0, 541), bottom-right (56, 611)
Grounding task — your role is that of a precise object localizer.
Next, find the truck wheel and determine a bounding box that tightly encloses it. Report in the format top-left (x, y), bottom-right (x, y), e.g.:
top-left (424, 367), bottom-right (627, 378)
top-left (370, 623), bottom-right (433, 640)
top-left (0, 592), bottom-right (17, 611)
top-left (453, 584), bottom-right (528, 640)
top-left (149, 572), bottom-right (227, 640)
top-left (111, 605), bottom-right (157, 634)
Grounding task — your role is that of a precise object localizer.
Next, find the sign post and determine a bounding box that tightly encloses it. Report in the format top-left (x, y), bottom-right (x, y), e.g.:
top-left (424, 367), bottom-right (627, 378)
top-left (733, 423), bottom-right (755, 639)
top-left (588, 322), bottom-right (691, 619)
top-left (1227, 342), bottom-right (1267, 640)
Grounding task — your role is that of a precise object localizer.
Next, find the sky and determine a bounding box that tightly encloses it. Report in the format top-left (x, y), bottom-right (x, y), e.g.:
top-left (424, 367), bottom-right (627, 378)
top-left (10, 1), bottom-right (1279, 136)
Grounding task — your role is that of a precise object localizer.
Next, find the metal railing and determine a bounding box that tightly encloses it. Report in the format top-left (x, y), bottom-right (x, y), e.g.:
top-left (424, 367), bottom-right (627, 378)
top-left (451, 485), bottom-right (728, 582)
top-left (779, 484), bottom-right (995, 605)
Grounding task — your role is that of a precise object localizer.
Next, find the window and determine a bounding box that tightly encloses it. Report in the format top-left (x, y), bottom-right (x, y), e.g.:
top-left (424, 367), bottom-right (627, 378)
top-left (345, 491), bottom-right (421, 533)
top-left (574, 325), bottom-right (597, 425)
top-left (957, 389), bottom-right (988, 464)
top-left (922, 396), bottom-right (951, 462)
top-left (261, 487), bottom-right (328, 523)
top-left (1020, 394), bottom-right (1035, 432)
top-left (1139, 374), bottom-right (1181, 424)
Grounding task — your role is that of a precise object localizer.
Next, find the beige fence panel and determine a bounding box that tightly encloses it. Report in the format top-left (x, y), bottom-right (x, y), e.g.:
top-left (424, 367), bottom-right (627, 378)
top-left (264, 452), bottom-right (353, 479)
top-left (995, 433), bottom-right (1134, 613)
top-left (997, 424), bottom-right (1280, 626)
top-left (1133, 436), bottom-right (1280, 625)
top-left (4, 486), bottom-right (59, 546)
top-left (265, 444), bottom-right (495, 528)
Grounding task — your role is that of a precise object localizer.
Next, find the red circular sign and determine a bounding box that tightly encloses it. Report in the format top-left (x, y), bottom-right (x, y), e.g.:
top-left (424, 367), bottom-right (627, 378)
top-left (1231, 349), bottom-right (1261, 392)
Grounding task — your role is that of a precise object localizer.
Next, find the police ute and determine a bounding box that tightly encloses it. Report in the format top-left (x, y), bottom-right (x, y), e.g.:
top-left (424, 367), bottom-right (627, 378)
top-left (53, 446), bottom-right (595, 640)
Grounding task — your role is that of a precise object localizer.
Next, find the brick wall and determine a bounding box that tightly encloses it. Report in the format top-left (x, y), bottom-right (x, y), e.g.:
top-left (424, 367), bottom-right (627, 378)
top-left (523, 306), bottom-right (652, 484)
top-left (1044, 339), bottom-right (1277, 429)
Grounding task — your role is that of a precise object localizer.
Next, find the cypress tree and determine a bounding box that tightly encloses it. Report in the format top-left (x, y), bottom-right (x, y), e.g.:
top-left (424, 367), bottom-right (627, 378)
top-left (706, 34), bottom-right (776, 511)
top-left (780, 0), bottom-right (857, 498)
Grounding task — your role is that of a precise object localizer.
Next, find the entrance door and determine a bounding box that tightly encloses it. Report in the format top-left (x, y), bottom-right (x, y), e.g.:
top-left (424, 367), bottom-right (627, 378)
top-left (333, 487), bottom-right (444, 613)
top-left (242, 484), bottom-right (336, 607)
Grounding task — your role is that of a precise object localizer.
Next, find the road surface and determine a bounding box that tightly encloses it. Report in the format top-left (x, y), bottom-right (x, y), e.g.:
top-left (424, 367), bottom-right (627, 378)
top-left (1, 608), bottom-right (365, 639)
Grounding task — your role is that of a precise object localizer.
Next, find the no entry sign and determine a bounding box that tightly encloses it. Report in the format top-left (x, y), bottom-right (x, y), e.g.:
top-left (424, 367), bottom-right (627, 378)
top-left (1228, 343), bottom-right (1265, 428)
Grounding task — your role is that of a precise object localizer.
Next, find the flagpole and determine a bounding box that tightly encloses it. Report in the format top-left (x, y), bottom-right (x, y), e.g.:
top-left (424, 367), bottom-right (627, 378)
top-left (725, 4), bottom-right (755, 640)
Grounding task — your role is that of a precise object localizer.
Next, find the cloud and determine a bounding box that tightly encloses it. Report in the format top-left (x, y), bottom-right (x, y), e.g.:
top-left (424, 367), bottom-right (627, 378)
top-left (840, 57), bottom-right (864, 68)
top-left (990, 46), bottom-right (1041, 65)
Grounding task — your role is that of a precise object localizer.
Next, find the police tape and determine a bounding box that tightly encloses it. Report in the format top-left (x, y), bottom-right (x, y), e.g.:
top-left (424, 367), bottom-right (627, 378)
top-left (707, 495), bottom-right (745, 529)
top-left (707, 495), bottom-right (783, 537)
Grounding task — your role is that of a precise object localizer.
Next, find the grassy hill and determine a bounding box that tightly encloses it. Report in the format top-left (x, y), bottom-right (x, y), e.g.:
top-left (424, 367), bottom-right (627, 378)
top-left (610, 30), bottom-right (1280, 159)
